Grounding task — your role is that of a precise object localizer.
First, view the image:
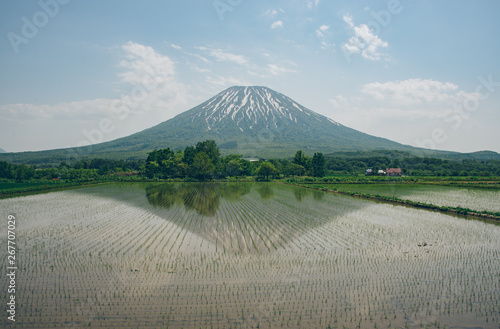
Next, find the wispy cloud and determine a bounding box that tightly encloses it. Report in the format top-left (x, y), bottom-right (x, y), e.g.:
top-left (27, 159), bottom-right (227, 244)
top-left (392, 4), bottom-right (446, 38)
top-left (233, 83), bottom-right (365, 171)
top-left (362, 79), bottom-right (477, 105)
top-left (329, 95), bottom-right (348, 108)
top-left (185, 51), bottom-right (211, 63)
top-left (271, 20), bottom-right (283, 29)
top-left (315, 24), bottom-right (329, 38)
top-left (206, 75), bottom-right (249, 86)
top-left (342, 15), bottom-right (388, 61)
top-left (307, 0), bottom-right (320, 9)
top-left (196, 46), bottom-right (249, 65)
top-left (189, 65), bottom-right (211, 73)
top-left (338, 107), bottom-right (448, 125)
top-left (0, 99), bottom-right (115, 121)
top-left (263, 8), bottom-right (278, 17)
top-left (315, 24), bottom-right (334, 50)
top-left (267, 64), bottom-right (296, 75)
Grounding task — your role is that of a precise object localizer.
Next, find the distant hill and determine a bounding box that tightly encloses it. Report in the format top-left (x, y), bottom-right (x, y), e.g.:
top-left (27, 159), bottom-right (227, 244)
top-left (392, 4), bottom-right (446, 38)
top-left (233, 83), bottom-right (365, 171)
top-left (0, 148), bottom-right (6, 153)
top-left (1, 86), bottom-right (499, 164)
top-left (325, 149), bottom-right (500, 161)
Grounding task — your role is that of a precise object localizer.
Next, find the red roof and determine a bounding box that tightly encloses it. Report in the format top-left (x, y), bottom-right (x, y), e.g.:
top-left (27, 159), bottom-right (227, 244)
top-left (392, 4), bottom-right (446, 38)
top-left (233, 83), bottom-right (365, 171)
top-left (386, 168), bottom-right (401, 174)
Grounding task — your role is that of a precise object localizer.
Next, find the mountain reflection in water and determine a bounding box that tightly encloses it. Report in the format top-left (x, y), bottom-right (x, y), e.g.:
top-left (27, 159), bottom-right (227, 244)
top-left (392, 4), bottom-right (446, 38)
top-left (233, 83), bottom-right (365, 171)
top-left (146, 182), bottom-right (253, 216)
top-left (136, 182), bottom-right (368, 253)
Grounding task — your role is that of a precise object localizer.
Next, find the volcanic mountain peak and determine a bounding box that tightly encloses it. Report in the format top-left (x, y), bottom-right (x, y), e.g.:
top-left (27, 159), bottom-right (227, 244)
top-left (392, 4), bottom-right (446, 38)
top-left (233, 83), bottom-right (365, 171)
top-left (8, 85), bottom-right (496, 164)
top-left (189, 86), bottom-right (340, 132)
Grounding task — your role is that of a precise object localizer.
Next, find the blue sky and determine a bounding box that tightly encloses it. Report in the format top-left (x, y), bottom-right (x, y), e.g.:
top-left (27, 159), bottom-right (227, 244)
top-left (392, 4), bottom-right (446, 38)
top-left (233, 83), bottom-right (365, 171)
top-left (1, 0), bottom-right (499, 153)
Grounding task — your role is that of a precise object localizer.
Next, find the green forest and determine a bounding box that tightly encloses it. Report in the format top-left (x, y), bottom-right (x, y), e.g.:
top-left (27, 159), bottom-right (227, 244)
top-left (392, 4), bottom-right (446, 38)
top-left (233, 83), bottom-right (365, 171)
top-left (1, 140), bottom-right (500, 184)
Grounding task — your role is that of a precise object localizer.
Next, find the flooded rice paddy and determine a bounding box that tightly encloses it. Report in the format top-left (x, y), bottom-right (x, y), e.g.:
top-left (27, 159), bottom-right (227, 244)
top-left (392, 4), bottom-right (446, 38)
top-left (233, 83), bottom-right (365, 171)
top-left (1, 182), bottom-right (499, 328)
top-left (320, 183), bottom-right (500, 213)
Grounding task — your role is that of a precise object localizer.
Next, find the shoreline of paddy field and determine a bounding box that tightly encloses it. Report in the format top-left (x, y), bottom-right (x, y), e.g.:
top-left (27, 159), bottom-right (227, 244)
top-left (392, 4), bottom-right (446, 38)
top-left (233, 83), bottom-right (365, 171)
top-left (283, 182), bottom-right (500, 223)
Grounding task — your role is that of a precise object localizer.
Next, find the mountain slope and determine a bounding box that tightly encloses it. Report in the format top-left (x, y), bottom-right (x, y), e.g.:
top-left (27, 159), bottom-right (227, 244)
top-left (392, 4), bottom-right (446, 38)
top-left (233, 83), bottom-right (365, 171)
top-left (1, 86), bottom-right (499, 164)
top-left (104, 86), bottom-right (413, 157)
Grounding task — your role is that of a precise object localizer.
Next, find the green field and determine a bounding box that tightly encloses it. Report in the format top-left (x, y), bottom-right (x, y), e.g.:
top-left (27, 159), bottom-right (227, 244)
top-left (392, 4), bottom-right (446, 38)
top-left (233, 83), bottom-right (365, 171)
top-left (1, 182), bottom-right (499, 328)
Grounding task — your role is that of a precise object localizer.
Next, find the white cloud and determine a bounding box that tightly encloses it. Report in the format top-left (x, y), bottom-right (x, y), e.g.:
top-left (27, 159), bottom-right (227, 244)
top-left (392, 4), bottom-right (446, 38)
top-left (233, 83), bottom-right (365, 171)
top-left (326, 78), bottom-right (482, 127)
top-left (170, 43), bottom-right (182, 50)
top-left (329, 95), bottom-right (348, 108)
top-left (362, 79), bottom-right (478, 106)
top-left (1, 42), bottom-right (191, 151)
top-left (315, 25), bottom-right (335, 50)
top-left (196, 46), bottom-right (248, 65)
top-left (185, 51), bottom-right (211, 63)
top-left (350, 107), bottom-right (446, 121)
top-left (2, 41), bottom-right (187, 122)
top-left (307, 0), bottom-right (320, 8)
top-left (315, 25), bottom-right (329, 38)
top-left (264, 8), bottom-right (277, 17)
top-left (211, 50), bottom-right (248, 65)
top-left (206, 76), bottom-right (249, 87)
top-left (267, 64), bottom-right (296, 76)
top-left (271, 20), bottom-right (283, 29)
top-left (0, 99), bottom-right (115, 121)
top-left (327, 79), bottom-right (498, 153)
top-left (328, 79), bottom-right (481, 123)
top-left (342, 15), bottom-right (388, 61)
top-left (119, 41), bottom-right (176, 86)
top-left (190, 65), bottom-right (211, 73)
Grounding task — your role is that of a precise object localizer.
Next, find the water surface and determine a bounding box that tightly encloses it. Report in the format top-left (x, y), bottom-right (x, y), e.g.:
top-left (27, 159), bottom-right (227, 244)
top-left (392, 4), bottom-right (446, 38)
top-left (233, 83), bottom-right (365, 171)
top-left (322, 183), bottom-right (500, 212)
top-left (1, 182), bottom-right (498, 328)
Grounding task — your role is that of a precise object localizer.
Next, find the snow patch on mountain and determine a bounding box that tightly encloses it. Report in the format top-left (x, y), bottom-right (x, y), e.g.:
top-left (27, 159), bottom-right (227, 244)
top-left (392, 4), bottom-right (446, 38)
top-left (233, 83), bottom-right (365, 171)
top-left (191, 86), bottom-right (340, 131)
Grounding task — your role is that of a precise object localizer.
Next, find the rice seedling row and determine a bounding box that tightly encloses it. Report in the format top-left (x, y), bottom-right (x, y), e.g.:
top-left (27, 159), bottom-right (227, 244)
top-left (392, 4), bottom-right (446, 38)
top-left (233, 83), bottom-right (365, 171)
top-left (1, 182), bottom-right (498, 328)
top-left (322, 183), bottom-right (500, 213)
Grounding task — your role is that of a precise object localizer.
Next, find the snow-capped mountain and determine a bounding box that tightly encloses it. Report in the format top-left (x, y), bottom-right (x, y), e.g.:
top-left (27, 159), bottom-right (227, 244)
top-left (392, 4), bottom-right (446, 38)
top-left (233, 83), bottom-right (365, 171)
top-left (190, 86), bottom-right (340, 132)
top-left (124, 85), bottom-right (408, 157)
top-left (1, 86), bottom-right (425, 162)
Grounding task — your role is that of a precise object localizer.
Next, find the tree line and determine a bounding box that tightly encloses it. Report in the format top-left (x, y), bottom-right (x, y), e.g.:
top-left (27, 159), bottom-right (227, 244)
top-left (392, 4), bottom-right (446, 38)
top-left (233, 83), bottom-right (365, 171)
top-left (0, 159), bottom-right (142, 182)
top-left (325, 156), bottom-right (500, 176)
top-left (1, 140), bottom-right (500, 182)
top-left (143, 141), bottom-right (326, 180)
